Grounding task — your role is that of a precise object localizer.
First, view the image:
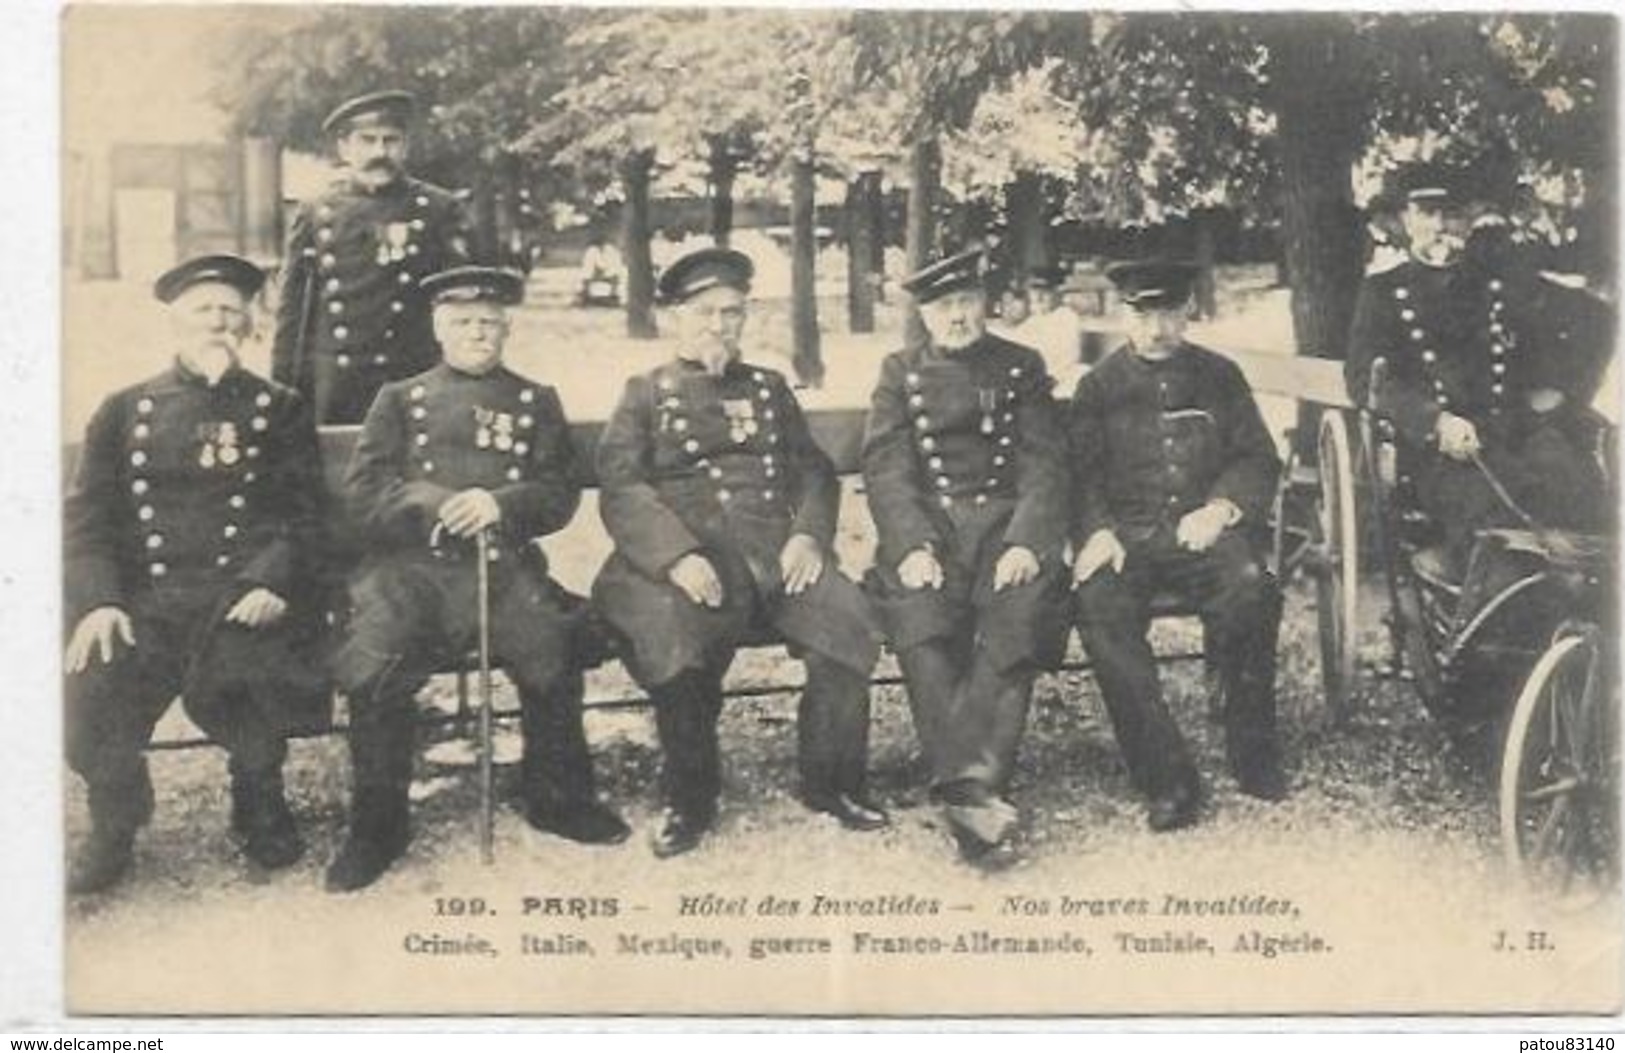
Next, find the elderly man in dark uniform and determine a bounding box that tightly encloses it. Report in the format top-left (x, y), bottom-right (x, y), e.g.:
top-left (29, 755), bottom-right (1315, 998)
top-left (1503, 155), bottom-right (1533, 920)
top-left (272, 90), bottom-right (472, 424)
top-left (326, 265), bottom-right (628, 892)
top-left (1067, 260), bottom-right (1285, 831)
top-left (1347, 160), bottom-right (1611, 583)
top-left (64, 255), bottom-right (326, 894)
top-left (593, 248), bottom-right (887, 859)
top-left (861, 247), bottom-right (1070, 869)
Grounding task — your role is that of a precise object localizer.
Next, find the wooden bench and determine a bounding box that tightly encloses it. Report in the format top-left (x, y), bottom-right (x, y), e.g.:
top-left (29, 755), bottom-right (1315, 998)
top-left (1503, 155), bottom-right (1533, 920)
top-left (77, 345), bottom-right (1353, 750)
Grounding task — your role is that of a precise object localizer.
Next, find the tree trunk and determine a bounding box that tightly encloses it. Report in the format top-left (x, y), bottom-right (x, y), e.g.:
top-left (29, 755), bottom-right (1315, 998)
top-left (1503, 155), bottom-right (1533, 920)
top-left (707, 136), bottom-right (736, 248)
top-left (621, 149), bottom-right (659, 340)
top-left (1006, 170), bottom-right (1048, 285)
top-left (904, 136), bottom-right (940, 348)
top-left (470, 169), bottom-right (500, 263)
top-left (790, 151), bottom-right (823, 387)
top-left (846, 171), bottom-right (880, 334)
top-left (1263, 16), bottom-right (1369, 459)
top-left (1192, 207), bottom-right (1219, 321)
top-left (240, 136), bottom-right (282, 261)
top-left (868, 175), bottom-right (888, 304)
top-left (492, 153), bottom-right (522, 270)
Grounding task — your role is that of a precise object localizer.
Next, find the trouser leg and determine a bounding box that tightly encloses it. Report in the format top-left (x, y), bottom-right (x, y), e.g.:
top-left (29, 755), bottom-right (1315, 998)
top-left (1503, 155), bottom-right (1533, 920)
top-left (185, 628), bottom-right (298, 837)
top-left (894, 637), bottom-right (967, 791)
top-left (1187, 537), bottom-right (1286, 795)
top-left (1073, 568), bottom-right (1198, 802)
top-left (937, 648), bottom-right (1036, 795)
top-left (797, 654), bottom-right (873, 800)
top-left (64, 640), bottom-right (181, 839)
top-left (514, 670), bottom-right (596, 809)
top-left (650, 664), bottom-right (726, 822)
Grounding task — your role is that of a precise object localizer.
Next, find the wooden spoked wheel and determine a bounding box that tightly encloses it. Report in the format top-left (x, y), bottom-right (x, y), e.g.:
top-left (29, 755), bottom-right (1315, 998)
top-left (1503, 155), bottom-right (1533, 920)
top-left (1500, 628), bottom-right (1618, 906)
top-left (1314, 411), bottom-right (1360, 720)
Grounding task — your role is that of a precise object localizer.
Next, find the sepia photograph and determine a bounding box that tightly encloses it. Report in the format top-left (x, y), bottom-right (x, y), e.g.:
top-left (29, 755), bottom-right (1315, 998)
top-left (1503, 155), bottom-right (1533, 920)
top-left (43, 0), bottom-right (1623, 1018)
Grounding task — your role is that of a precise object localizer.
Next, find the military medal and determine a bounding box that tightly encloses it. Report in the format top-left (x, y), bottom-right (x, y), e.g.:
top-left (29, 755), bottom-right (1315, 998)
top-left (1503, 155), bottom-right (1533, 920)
top-left (197, 421), bottom-right (241, 468)
top-left (659, 394), bottom-right (682, 433)
top-left (218, 423), bottom-right (240, 466)
top-left (979, 389), bottom-right (997, 435)
top-left (473, 406), bottom-right (495, 449)
top-left (377, 221), bottom-right (412, 265)
top-left (722, 398), bottom-right (757, 444)
top-left (493, 412), bottom-right (515, 452)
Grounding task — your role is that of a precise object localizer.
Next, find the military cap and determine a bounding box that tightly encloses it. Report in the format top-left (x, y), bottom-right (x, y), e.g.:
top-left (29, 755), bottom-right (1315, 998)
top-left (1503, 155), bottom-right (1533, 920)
top-left (322, 90), bottom-right (416, 136)
top-left (1387, 159), bottom-right (1485, 207)
top-left (902, 247), bottom-right (989, 304)
top-left (657, 247), bottom-right (754, 304)
top-left (153, 254), bottom-right (265, 304)
top-left (1059, 262), bottom-right (1110, 294)
top-left (1105, 259), bottom-right (1199, 311)
top-left (420, 265), bottom-right (526, 306)
top-left (1026, 264), bottom-right (1066, 291)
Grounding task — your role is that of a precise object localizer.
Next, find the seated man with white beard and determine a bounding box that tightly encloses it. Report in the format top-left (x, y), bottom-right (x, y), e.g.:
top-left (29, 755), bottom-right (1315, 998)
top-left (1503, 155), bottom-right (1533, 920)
top-left (64, 254), bottom-right (326, 894)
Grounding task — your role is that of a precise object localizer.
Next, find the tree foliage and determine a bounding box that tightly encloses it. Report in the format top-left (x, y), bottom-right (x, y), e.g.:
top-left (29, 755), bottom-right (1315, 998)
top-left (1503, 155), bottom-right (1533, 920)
top-left (216, 7), bottom-right (583, 188)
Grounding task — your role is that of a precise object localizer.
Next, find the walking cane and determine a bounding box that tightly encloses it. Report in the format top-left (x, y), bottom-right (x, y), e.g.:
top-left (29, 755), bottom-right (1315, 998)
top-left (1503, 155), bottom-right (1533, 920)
top-left (475, 528), bottom-right (496, 865)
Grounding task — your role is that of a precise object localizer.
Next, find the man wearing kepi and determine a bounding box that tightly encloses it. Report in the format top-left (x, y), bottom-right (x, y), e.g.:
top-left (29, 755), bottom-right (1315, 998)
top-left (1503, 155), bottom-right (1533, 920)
top-left (594, 248), bottom-right (888, 859)
top-left (327, 265), bottom-right (628, 892)
top-left (861, 247), bottom-right (1070, 869)
top-left (272, 90), bottom-right (473, 424)
top-left (64, 255), bottom-right (325, 894)
top-left (1347, 159), bottom-right (1611, 583)
top-left (1067, 260), bottom-right (1285, 832)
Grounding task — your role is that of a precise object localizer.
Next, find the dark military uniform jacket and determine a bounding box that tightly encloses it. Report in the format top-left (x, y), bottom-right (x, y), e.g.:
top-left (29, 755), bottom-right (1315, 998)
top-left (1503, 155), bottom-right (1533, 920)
top-left (593, 357), bottom-right (880, 686)
top-left (1347, 252), bottom-right (1606, 451)
top-left (861, 334), bottom-right (1070, 667)
top-left (344, 362), bottom-right (582, 559)
top-left (65, 361), bottom-right (323, 631)
top-left (1067, 342), bottom-right (1280, 548)
top-left (272, 174), bottom-right (471, 423)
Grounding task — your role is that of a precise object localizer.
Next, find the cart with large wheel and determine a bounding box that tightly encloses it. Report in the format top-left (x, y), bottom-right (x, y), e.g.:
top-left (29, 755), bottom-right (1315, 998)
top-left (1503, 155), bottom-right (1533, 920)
top-left (1347, 357), bottom-right (1619, 900)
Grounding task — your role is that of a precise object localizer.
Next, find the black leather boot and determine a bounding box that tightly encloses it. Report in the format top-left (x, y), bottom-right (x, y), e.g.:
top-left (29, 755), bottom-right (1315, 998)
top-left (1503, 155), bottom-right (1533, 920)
top-left (324, 785), bottom-right (410, 893)
top-left (231, 765), bottom-right (304, 869)
top-left (68, 824), bottom-right (136, 895)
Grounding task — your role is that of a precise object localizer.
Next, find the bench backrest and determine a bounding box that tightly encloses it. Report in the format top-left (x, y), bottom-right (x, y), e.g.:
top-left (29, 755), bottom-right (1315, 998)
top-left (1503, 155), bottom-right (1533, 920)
top-left (317, 407), bottom-right (870, 493)
top-left (68, 349), bottom-right (1352, 496)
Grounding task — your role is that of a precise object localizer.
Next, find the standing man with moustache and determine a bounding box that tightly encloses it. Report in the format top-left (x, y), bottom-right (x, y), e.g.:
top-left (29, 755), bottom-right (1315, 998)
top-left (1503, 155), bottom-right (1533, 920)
top-left (861, 247), bottom-right (1071, 869)
top-left (593, 248), bottom-right (888, 859)
top-left (64, 255), bottom-right (326, 893)
top-left (272, 90), bottom-right (473, 425)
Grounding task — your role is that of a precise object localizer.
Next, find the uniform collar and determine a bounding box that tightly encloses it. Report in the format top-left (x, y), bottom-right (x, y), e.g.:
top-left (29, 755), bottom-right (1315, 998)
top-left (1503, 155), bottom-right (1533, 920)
top-left (1124, 341), bottom-right (1190, 370)
top-left (925, 332), bottom-right (995, 361)
top-left (435, 360), bottom-right (510, 383)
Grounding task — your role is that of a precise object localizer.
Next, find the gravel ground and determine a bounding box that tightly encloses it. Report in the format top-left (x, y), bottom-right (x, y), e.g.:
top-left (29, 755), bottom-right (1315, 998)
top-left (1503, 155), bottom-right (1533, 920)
top-left (62, 566), bottom-right (1622, 1015)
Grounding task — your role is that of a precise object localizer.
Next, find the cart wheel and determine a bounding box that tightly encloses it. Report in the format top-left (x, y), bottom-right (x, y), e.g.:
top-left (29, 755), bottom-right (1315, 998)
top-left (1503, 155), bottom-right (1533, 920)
top-left (1270, 447), bottom-right (1298, 580)
top-left (1314, 411), bottom-right (1360, 719)
top-left (1500, 629), bottom-right (1618, 905)
top-left (1395, 572), bottom-right (1446, 712)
